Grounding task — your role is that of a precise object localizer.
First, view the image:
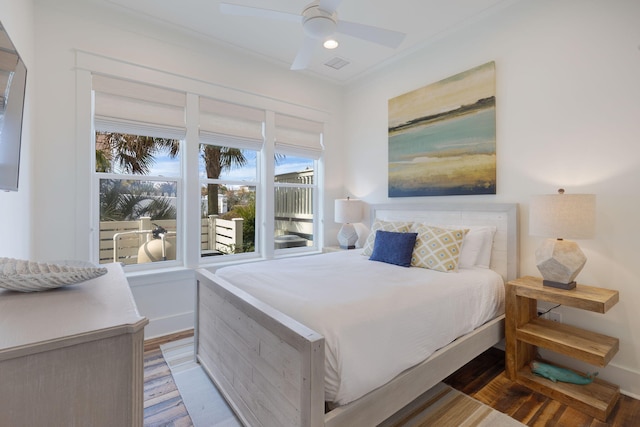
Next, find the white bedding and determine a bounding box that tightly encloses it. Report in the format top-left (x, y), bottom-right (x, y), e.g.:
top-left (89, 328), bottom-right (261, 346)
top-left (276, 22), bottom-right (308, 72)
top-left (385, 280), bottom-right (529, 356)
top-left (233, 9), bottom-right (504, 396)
top-left (214, 249), bottom-right (505, 406)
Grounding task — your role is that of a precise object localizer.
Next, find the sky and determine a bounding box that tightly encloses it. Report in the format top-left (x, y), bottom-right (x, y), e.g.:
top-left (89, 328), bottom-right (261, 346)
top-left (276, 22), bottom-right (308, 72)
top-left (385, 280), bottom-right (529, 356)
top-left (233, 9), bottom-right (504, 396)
top-left (148, 148), bottom-right (313, 182)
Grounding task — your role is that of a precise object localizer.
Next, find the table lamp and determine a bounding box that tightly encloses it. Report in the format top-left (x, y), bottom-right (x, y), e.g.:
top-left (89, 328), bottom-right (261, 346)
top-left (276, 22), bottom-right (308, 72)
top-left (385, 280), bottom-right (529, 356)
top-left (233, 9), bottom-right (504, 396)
top-left (529, 189), bottom-right (596, 289)
top-left (334, 197), bottom-right (363, 249)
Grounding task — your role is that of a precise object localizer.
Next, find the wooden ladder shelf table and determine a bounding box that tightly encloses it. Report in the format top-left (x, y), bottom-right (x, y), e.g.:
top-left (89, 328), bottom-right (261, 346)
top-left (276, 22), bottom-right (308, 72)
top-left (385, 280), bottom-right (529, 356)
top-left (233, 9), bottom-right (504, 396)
top-left (505, 276), bottom-right (620, 421)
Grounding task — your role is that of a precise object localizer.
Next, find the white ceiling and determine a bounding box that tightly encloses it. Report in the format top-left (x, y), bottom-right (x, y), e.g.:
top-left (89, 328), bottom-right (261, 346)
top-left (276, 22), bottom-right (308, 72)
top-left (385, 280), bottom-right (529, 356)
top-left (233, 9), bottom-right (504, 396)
top-left (98, 0), bottom-right (518, 84)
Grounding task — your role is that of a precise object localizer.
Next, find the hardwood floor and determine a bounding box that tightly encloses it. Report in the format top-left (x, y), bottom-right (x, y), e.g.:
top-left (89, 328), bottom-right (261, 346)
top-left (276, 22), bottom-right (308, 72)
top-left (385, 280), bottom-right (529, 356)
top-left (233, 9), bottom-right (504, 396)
top-left (144, 347), bottom-right (193, 427)
top-left (143, 335), bottom-right (640, 426)
top-left (144, 330), bottom-right (197, 426)
top-left (443, 347), bottom-right (640, 427)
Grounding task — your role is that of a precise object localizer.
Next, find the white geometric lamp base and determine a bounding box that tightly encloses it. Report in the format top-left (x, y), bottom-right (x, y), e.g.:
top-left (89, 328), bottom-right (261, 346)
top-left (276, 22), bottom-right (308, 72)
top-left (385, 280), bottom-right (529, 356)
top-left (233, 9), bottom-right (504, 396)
top-left (337, 223), bottom-right (358, 249)
top-left (535, 239), bottom-right (586, 290)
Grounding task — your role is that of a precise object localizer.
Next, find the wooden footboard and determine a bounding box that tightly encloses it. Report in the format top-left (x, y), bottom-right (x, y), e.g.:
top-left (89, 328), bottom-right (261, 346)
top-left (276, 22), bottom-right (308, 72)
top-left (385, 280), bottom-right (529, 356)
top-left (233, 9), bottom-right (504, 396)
top-left (196, 268), bottom-right (325, 427)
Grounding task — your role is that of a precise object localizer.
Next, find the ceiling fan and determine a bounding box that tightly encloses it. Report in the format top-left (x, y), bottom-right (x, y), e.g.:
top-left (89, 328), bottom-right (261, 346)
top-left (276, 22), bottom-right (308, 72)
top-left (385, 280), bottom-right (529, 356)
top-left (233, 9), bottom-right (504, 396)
top-left (219, 0), bottom-right (406, 70)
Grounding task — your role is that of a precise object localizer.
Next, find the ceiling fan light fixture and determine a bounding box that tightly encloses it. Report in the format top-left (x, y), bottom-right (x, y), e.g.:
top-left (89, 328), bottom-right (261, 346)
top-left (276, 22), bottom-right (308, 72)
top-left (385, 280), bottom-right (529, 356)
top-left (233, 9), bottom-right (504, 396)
top-left (323, 39), bottom-right (339, 49)
top-left (303, 15), bottom-right (336, 39)
top-left (220, 1), bottom-right (406, 71)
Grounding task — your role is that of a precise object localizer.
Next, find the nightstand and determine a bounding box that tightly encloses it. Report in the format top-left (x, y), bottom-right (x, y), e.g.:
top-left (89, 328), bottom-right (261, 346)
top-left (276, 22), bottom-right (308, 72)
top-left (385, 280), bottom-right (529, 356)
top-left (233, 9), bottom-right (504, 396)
top-left (505, 276), bottom-right (620, 421)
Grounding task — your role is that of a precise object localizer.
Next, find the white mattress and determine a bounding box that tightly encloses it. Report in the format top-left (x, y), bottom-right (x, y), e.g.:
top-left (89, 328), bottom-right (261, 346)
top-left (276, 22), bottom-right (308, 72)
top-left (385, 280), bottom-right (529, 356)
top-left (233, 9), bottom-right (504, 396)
top-left (214, 249), bottom-right (505, 406)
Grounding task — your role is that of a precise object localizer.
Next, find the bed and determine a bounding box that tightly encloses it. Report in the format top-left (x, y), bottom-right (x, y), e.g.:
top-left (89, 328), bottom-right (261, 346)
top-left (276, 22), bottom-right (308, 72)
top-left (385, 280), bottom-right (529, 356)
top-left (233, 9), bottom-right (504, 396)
top-left (195, 202), bottom-right (518, 427)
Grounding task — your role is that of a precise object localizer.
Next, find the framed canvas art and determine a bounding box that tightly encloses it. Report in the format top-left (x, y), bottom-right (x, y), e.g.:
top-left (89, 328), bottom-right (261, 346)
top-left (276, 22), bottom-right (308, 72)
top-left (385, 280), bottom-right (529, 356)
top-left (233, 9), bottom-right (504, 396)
top-left (388, 62), bottom-right (496, 197)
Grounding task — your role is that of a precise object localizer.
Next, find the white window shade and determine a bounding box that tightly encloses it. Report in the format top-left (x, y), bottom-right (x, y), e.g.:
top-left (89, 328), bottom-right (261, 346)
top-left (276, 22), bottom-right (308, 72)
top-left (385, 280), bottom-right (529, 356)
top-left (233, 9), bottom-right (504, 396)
top-left (199, 97), bottom-right (264, 150)
top-left (275, 113), bottom-right (324, 159)
top-left (92, 75), bottom-right (186, 139)
top-left (94, 116), bottom-right (186, 140)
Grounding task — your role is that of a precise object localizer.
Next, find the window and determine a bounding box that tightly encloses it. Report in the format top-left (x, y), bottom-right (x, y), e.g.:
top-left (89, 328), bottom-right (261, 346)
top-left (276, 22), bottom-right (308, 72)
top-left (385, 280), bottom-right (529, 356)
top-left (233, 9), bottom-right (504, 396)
top-left (273, 114), bottom-right (323, 252)
top-left (274, 155), bottom-right (315, 249)
top-left (198, 98), bottom-right (264, 258)
top-left (92, 76), bottom-right (185, 267)
top-left (86, 66), bottom-right (325, 270)
top-left (199, 143), bottom-right (258, 256)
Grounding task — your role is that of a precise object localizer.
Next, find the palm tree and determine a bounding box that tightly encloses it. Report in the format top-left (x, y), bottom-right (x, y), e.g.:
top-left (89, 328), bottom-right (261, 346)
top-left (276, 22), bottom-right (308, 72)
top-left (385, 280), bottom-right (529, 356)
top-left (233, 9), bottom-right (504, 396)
top-left (201, 145), bottom-right (247, 215)
top-left (97, 132), bottom-right (248, 218)
top-left (96, 132), bottom-right (179, 174)
top-left (97, 132), bottom-right (180, 223)
top-left (99, 180), bottom-right (176, 221)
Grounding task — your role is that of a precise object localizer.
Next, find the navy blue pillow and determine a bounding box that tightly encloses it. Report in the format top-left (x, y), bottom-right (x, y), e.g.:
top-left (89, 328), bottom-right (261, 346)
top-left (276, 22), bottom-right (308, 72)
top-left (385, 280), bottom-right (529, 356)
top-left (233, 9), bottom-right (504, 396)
top-left (369, 230), bottom-right (418, 267)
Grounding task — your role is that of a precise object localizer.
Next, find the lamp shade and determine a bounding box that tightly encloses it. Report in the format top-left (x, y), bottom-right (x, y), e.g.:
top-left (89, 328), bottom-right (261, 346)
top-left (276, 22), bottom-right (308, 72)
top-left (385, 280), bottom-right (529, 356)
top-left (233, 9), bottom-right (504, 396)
top-left (529, 190), bottom-right (596, 289)
top-left (334, 198), bottom-right (363, 224)
top-left (530, 192), bottom-right (595, 239)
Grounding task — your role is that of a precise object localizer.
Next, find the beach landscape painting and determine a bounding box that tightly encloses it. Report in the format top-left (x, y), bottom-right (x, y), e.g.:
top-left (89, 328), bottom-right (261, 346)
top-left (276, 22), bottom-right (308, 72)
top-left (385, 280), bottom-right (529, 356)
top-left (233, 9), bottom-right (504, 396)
top-left (388, 62), bottom-right (496, 197)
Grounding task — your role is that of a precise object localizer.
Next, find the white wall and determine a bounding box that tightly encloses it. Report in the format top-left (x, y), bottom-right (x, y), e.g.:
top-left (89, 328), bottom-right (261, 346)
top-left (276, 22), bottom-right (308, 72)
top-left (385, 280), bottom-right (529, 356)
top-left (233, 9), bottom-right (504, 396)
top-left (343, 0), bottom-right (640, 397)
top-left (32, 0), bottom-right (345, 338)
top-left (0, 0), bottom-right (34, 259)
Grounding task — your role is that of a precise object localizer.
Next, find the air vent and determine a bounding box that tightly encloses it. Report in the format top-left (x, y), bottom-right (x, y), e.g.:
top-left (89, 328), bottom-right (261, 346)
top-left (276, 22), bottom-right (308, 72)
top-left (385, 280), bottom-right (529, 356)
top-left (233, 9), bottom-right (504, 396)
top-left (324, 57), bottom-right (350, 70)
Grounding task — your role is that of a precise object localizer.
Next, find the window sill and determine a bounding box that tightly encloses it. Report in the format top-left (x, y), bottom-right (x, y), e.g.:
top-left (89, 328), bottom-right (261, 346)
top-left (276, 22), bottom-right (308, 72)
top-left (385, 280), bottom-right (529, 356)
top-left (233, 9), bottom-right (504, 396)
top-left (123, 248), bottom-right (324, 285)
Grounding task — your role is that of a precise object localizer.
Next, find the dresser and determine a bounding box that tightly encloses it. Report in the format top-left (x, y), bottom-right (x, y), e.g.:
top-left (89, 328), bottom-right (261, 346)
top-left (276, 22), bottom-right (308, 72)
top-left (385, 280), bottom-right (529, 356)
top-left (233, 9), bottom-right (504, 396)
top-left (0, 263), bottom-right (148, 426)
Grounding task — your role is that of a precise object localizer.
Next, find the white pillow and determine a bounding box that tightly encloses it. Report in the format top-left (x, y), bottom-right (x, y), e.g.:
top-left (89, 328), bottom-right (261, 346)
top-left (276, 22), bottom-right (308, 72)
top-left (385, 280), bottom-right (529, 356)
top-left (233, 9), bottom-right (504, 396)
top-left (458, 229), bottom-right (485, 268)
top-left (473, 227), bottom-right (497, 268)
top-left (421, 225), bottom-right (496, 269)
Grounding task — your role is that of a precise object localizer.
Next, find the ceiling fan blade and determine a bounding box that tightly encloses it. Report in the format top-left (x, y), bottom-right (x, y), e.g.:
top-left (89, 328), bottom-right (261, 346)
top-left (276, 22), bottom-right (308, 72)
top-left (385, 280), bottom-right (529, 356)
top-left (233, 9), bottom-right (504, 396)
top-left (318, 0), bottom-right (344, 14)
top-left (336, 20), bottom-right (406, 49)
top-left (219, 3), bottom-right (301, 24)
top-left (290, 36), bottom-right (320, 71)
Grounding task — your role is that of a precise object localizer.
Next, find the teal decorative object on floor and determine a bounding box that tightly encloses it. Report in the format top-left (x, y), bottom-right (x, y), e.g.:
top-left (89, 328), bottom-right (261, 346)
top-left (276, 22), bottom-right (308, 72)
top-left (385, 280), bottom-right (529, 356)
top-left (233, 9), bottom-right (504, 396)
top-left (531, 361), bottom-right (597, 385)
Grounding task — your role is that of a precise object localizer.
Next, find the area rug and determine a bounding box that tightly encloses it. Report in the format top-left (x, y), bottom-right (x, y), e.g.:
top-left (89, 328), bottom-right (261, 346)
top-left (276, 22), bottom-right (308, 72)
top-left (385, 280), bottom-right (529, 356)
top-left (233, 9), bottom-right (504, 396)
top-left (379, 381), bottom-right (524, 427)
top-left (161, 338), bottom-right (523, 427)
top-left (160, 338), bottom-right (241, 427)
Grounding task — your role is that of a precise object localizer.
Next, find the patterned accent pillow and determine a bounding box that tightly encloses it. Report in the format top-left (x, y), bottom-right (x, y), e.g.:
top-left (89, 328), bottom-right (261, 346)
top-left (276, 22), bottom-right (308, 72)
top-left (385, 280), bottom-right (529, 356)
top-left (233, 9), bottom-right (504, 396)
top-left (410, 224), bottom-right (468, 272)
top-left (362, 219), bottom-right (412, 256)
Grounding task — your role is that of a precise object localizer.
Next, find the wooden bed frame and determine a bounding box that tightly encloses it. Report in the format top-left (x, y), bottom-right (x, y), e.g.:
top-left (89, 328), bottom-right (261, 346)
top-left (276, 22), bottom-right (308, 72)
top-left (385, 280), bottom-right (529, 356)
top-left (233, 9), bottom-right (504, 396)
top-left (195, 202), bottom-right (519, 427)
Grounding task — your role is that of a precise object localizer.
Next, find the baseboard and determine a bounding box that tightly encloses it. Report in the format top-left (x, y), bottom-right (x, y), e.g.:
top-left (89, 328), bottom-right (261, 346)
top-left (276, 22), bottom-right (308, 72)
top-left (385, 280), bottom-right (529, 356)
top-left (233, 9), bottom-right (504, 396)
top-left (607, 362), bottom-right (640, 400)
top-left (144, 311), bottom-right (195, 341)
top-left (144, 328), bottom-right (194, 352)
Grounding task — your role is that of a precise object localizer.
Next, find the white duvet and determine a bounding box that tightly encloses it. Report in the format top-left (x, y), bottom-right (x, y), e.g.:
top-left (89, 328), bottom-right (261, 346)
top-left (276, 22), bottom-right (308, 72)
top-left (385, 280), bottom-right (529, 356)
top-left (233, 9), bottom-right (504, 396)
top-left (214, 250), bottom-right (505, 406)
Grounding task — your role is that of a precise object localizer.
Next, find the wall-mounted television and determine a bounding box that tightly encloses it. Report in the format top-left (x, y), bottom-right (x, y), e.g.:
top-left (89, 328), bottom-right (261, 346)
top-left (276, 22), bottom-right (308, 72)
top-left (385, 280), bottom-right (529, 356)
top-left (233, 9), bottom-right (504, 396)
top-left (0, 21), bottom-right (27, 192)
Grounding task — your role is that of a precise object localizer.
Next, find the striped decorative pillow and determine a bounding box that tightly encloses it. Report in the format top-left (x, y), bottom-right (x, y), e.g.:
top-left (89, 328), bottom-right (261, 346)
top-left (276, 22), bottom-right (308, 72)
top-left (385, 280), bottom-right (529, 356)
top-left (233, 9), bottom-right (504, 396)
top-left (362, 219), bottom-right (412, 256)
top-left (410, 224), bottom-right (468, 272)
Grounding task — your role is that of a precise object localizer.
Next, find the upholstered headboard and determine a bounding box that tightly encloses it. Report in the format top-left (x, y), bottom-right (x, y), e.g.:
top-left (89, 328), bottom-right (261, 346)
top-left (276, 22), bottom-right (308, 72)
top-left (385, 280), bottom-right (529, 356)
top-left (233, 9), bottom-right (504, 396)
top-left (369, 202), bottom-right (519, 282)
